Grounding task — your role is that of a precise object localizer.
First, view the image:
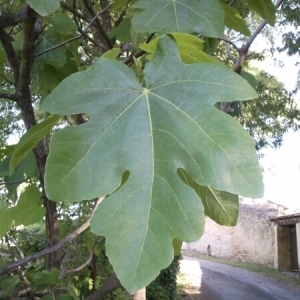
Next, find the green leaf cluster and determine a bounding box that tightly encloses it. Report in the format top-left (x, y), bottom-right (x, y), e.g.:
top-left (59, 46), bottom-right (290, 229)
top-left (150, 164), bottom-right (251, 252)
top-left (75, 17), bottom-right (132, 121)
top-left (0, 185), bottom-right (44, 237)
top-left (41, 35), bottom-right (262, 292)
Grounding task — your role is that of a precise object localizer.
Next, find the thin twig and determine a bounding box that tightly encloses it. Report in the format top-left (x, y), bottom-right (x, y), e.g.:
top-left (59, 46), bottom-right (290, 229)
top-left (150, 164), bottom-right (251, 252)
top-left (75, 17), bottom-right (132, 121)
top-left (0, 73), bottom-right (14, 86)
top-left (220, 0), bottom-right (284, 114)
top-left (85, 273), bottom-right (122, 300)
top-left (66, 238), bottom-right (100, 274)
top-left (0, 197), bottom-right (104, 276)
top-left (34, 35), bottom-right (82, 58)
top-left (114, 6), bottom-right (128, 27)
top-left (60, 1), bottom-right (89, 22)
top-left (0, 177), bottom-right (32, 186)
top-left (34, 3), bottom-right (111, 57)
top-left (5, 235), bottom-right (30, 287)
top-left (243, 0), bottom-right (284, 51)
top-left (58, 246), bottom-right (74, 279)
top-left (122, 33), bottom-right (156, 66)
top-left (224, 38), bottom-right (237, 64)
top-left (77, 26), bottom-right (107, 50)
top-left (5, 235), bottom-right (24, 259)
top-left (83, 0), bottom-right (113, 49)
top-left (10, 229), bottom-right (45, 241)
top-left (220, 36), bottom-right (240, 53)
top-left (0, 28), bottom-right (20, 86)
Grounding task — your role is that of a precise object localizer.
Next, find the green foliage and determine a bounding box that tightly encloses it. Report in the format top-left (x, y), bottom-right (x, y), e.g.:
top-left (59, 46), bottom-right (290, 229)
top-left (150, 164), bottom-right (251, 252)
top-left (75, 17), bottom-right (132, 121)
top-left (131, 0), bottom-right (224, 37)
top-left (241, 0), bottom-right (276, 25)
top-left (67, 283), bottom-right (80, 300)
top-left (1, 150), bottom-right (37, 196)
top-left (0, 275), bottom-right (20, 299)
top-left (11, 223), bottom-right (45, 255)
top-left (0, 101), bottom-right (21, 147)
top-left (147, 256), bottom-right (181, 300)
top-left (9, 115), bottom-right (60, 174)
top-left (278, 1), bottom-right (300, 57)
top-left (221, 2), bottom-right (250, 36)
top-left (26, 0), bottom-right (60, 16)
top-left (0, 185), bottom-right (44, 237)
top-left (139, 33), bottom-right (216, 64)
top-left (240, 70), bottom-right (300, 150)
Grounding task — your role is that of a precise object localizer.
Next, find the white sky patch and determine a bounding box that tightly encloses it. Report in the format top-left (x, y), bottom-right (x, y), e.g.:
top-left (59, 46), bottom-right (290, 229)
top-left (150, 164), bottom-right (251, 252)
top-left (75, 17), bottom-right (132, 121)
top-left (261, 130), bottom-right (300, 211)
top-left (250, 32), bottom-right (300, 211)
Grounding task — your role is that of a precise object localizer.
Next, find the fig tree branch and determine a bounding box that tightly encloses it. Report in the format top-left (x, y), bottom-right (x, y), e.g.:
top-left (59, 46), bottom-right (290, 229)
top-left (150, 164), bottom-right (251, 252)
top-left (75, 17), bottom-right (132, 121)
top-left (122, 33), bottom-right (156, 66)
top-left (62, 237), bottom-right (101, 277)
top-left (0, 93), bottom-right (17, 101)
top-left (0, 28), bottom-right (20, 86)
top-left (60, 1), bottom-right (89, 22)
top-left (85, 273), bottom-right (122, 300)
top-left (220, 0), bottom-right (285, 113)
top-left (0, 197), bottom-right (103, 276)
top-left (0, 6), bottom-right (30, 28)
top-left (34, 3), bottom-right (111, 58)
top-left (243, 0), bottom-right (284, 54)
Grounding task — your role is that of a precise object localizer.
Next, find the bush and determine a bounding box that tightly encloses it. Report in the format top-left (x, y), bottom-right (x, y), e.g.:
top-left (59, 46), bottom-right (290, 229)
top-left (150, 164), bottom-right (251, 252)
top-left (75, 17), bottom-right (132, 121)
top-left (146, 255), bottom-right (181, 300)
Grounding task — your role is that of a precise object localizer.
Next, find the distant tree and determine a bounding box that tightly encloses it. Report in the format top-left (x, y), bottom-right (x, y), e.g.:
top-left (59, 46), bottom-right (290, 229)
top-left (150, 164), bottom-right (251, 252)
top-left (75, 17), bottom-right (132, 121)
top-left (240, 70), bottom-right (300, 150)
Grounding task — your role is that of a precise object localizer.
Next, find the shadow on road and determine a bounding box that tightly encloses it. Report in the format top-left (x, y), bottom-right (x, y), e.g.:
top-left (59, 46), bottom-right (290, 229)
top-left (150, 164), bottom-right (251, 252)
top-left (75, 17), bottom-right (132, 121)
top-left (180, 257), bottom-right (300, 300)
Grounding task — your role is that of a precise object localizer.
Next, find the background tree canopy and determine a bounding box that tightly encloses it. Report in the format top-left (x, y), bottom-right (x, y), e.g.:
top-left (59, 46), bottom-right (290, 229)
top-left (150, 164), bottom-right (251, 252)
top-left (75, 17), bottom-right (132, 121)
top-left (0, 0), bottom-right (299, 299)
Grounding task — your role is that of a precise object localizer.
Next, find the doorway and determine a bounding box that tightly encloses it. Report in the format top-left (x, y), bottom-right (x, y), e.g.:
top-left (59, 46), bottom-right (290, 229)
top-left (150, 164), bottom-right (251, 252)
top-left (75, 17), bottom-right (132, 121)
top-left (290, 226), bottom-right (298, 271)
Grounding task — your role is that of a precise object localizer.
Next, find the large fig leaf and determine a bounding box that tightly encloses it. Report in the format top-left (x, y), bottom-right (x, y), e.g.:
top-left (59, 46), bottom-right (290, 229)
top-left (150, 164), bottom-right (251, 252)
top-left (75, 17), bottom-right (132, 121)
top-left (241, 0), bottom-right (276, 26)
top-left (139, 33), bottom-right (217, 64)
top-left (131, 0), bottom-right (224, 37)
top-left (178, 169), bottom-right (239, 226)
top-left (12, 184), bottom-right (44, 227)
top-left (0, 185), bottom-right (44, 237)
top-left (26, 0), bottom-right (60, 17)
top-left (10, 115), bottom-right (60, 175)
top-left (41, 36), bottom-right (263, 292)
top-left (221, 2), bottom-right (250, 36)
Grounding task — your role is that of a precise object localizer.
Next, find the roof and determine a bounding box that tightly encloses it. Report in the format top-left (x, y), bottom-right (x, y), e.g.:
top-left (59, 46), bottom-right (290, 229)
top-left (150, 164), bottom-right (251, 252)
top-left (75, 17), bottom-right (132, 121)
top-left (269, 213), bottom-right (300, 226)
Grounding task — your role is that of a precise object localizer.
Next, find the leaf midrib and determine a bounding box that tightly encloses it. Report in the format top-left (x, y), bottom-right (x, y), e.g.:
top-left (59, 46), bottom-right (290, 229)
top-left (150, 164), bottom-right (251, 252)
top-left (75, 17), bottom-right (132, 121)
top-left (149, 91), bottom-right (257, 193)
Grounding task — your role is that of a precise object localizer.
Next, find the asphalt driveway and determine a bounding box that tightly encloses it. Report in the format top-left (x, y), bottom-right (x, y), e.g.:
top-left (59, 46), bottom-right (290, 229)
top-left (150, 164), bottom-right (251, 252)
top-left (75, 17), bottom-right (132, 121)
top-left (180, 257), bottom-right (300, 300)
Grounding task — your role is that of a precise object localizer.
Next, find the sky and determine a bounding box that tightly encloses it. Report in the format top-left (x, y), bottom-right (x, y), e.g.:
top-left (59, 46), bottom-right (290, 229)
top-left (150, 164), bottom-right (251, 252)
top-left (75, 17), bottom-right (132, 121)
top-left (261, 131), bottom-right (300, 211)
top-left (251, 34), bottom-right (300, 211)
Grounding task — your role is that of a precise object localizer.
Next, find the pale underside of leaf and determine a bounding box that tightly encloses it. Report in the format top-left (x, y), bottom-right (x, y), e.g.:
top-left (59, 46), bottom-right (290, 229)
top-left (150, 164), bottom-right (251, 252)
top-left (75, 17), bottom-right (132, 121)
top-left (221, 2), bottom-right (250, 36)
top-left (26, 0), bottom-right (60, 17)
top-left (242, 0), bottom-right (276, 26)
top-left (178, 169), bottom-right (239, 226)
top-left (42, 35), bottom-right (263, 292)
top-left (131, 0), bottom-right (224, 37)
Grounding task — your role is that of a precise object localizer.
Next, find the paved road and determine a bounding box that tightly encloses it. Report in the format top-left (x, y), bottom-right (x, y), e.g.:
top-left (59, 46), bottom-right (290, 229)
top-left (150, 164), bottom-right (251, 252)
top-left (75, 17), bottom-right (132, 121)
top-left (181, 257), bottom-right (300, 300)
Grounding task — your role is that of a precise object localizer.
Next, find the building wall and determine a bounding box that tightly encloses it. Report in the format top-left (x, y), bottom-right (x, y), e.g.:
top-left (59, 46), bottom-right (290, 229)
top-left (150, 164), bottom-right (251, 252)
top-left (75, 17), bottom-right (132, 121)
top-left (183, 198), bottom-right (287, 267)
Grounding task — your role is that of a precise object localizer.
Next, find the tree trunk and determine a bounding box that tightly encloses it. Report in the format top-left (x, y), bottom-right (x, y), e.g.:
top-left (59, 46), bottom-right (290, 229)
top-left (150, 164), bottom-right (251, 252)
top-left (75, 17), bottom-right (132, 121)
top-left (1, 5), bottom-right (61, 270)
top-left (132, 288), bottom-right (146, 300)
top-left (44, 197), bottom-right (60, 269)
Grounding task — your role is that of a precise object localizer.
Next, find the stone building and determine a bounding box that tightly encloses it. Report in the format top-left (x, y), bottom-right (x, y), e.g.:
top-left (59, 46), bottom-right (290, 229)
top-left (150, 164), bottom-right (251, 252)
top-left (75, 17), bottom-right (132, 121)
top-left (183, 197), bottom-right (289, 268)
top-left (270, 213), bottom-right (300, 273)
